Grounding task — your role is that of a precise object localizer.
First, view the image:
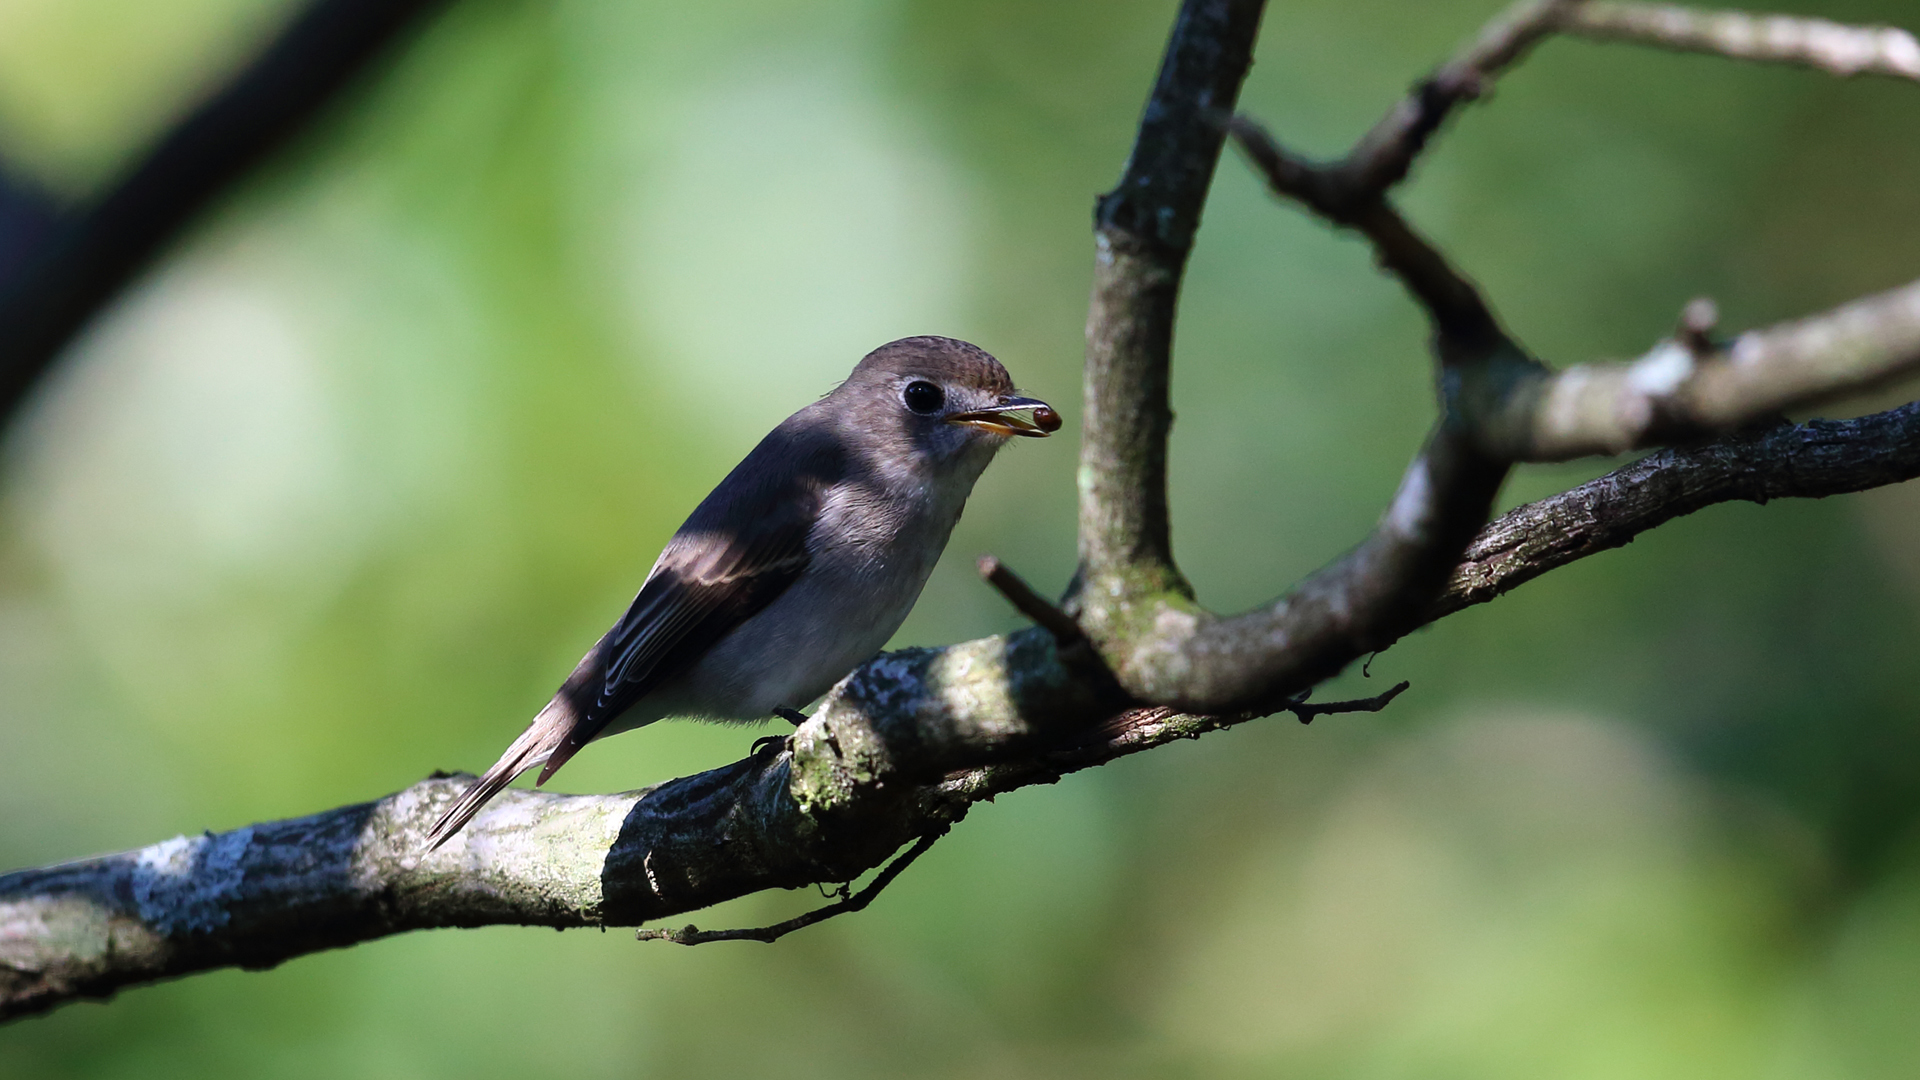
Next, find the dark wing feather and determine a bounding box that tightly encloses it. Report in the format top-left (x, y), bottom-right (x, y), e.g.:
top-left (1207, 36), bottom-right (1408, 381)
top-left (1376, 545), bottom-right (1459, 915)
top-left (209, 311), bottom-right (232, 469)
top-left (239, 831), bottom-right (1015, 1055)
top-left (598, 519), bottom-right (812, 706)
top-left (530, 425), bottom-right (838, 783)
top-left (426, 418), bottom-right (844, 849)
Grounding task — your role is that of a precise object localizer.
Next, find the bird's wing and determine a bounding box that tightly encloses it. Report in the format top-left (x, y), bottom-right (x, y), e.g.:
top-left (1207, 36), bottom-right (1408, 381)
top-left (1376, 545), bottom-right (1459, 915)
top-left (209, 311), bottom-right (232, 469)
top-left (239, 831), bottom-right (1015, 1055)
top-left (535, 431), bottom-right (836, 783)
top-left (596, 503), bottom-right (815, 708)
top-left (424, 426), bottom-right (835, 849)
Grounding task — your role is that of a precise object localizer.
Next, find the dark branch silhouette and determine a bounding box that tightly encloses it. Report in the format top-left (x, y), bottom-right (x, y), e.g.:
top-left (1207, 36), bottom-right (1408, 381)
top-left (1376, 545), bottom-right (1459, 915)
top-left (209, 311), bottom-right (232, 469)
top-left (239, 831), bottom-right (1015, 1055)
top-left (0, 0), bottom-right (452, 419)
top-left (633, 831), bottom-right (948, 946)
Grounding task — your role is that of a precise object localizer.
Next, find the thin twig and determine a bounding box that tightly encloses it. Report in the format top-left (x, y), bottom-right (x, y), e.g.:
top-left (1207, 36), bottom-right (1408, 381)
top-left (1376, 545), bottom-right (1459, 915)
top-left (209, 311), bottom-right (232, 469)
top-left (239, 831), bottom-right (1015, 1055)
top-left (1284, 0), bottom-right (1920, 209)
top-left (634, 831), bottom-right (945, 946)
top-left (1228, 114), bottom-right (1501, 341)
top-left (1562, 2), bottom-right (1920, 80)
top-left (1678, 296), bottom-right (1719, 357)
top-left (974, 682), bottom-right (1413, 795)
top-left (977, 555), bottom-right (1085, 646)
top-left (1339, 0), bottom-right (1589, 199)
top-left (1284, 680), bottom-right (1412, 725)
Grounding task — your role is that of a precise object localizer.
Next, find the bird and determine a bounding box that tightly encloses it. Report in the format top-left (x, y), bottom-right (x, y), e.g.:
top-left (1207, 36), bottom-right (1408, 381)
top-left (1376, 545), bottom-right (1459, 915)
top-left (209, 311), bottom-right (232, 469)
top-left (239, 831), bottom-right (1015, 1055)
top-left (425, 336), bottom-right (1059, 848)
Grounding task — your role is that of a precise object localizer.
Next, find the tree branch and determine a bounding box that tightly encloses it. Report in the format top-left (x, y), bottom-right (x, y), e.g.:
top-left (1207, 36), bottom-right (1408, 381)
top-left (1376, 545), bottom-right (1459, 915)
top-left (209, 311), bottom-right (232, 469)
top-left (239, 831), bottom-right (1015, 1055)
top-left (11, 397), bottom-right (1913, 1018)
top-left (1234, 117), bottom-right (1920, 463)
top-left (1439, 400), bottom-right (1920, 616)
top-left (1562, 2), bottom-right (1920, 79)
top-left (1165, 0), bottom-right (1920, 710)
top-left (0, 0), bottom-right (452, 420)
top-left (1337, 0), bottom-right (1588, 201)
top-left (1283, 680), bottom-right (1412, 724)
top-left (977, 555), bottom-right (1086, 646)
top-left (633, 831), bottom-right (946, 946)
top-left (1078, 0), bottom-right (1268, 608)
top-left (1479, 281), bottom-right (1920, 459)
top-left (1227, 114), bottom-right (1499, 340)
top-left (1082, 4), bottom-right (1551, 712)
top-left (7, 0), bottom-right (1920, 1024)
top-left (1097, 74), bottom-right (1542, 710)
top-left (1270, 0), bottom-right (1920, 222)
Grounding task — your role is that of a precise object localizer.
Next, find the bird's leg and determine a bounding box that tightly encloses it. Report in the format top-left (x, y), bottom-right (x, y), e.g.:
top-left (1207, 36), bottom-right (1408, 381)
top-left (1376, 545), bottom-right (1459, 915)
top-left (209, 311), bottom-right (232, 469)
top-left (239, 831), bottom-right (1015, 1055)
top-left (749, 733), bottom-right (789, 757)
top-left (751, 708), bottom-right (809, 757)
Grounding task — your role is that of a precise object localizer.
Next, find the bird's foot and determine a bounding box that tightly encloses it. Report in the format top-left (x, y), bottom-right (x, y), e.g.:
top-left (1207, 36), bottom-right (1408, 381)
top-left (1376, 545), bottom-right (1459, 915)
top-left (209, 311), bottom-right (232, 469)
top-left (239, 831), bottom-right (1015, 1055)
top-left (750, 733), bottom-right (791, 758)
top-left (773, 707), bottom-right (809, 726)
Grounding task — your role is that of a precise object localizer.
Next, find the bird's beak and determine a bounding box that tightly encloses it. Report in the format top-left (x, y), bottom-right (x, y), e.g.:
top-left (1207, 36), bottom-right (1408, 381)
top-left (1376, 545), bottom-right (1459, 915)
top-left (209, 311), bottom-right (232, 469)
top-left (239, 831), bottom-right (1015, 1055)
top-left (946, 396), bottom-right (1061, 438)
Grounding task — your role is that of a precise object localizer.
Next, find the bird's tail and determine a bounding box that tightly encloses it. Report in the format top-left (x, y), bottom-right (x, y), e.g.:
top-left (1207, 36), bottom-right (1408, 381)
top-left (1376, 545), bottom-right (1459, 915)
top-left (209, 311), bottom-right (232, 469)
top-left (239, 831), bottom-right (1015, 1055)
top-left (425, 696), bottom-right (581, 850)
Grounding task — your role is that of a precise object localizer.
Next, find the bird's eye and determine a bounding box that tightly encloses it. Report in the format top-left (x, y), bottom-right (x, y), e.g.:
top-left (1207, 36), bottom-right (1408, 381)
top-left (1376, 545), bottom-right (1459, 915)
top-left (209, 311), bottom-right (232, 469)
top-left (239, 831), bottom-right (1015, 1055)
top-left (903, 380), bottom-right (945, 415)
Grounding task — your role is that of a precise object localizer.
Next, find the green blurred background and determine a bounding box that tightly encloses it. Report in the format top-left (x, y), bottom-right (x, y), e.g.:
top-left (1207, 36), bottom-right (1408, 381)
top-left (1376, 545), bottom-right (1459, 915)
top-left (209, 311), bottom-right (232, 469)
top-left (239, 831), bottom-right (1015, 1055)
top-left (2, 0), bottom-right (1919, 1075)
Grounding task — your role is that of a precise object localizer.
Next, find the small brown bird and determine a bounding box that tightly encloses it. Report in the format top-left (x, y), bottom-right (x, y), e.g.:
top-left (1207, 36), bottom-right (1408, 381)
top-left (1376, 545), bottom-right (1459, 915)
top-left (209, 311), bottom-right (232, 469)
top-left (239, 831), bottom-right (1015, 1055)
top-left (427, 336), bottom-right (1058, 847)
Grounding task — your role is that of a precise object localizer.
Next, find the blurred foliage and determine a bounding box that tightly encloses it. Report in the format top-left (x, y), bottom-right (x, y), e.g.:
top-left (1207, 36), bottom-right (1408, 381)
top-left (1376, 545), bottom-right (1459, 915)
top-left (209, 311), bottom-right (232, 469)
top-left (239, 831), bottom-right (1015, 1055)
top-left (2, 0), bottom-right (1920, 1076)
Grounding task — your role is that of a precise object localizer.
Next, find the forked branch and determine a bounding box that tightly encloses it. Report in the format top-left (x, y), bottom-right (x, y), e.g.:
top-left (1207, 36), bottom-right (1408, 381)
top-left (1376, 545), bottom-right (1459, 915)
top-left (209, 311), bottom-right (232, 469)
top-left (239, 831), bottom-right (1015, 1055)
top-left (1114, 0), bottom-right (1920, 710)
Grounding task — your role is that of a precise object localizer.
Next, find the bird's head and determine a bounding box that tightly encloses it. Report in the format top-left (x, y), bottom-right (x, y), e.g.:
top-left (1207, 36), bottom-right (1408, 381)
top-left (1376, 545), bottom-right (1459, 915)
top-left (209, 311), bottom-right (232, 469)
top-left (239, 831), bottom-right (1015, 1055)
top-left (832, 336), bottom-right (1058, 473)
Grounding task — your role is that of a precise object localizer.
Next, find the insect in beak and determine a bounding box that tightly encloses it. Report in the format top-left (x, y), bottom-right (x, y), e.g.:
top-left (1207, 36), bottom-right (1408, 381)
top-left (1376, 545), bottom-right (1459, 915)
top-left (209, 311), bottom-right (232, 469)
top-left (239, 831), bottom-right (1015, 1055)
top-left (946, 396), bottom-right (1061, 438)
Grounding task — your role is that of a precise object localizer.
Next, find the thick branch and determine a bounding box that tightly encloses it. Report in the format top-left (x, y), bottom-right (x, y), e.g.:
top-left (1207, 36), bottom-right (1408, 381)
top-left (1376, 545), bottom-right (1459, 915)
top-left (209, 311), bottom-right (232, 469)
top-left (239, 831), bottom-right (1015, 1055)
top-left (11, 400), bottom-right (1914, 1018)
top-left (0, 628), bottom-right (1123, 1020)
top-left (1480, 280), bottom-right (1920, 459)
top-left (1106, 426), bottom-right (1510, 710)
top-left (1078, 0), bottom-right (1267, 606)
top-left (1207, 114), bottom-right (1920, 705)
top-left (0, 0), bottom-right (451, 420)
top-left (0, 781), bottom-right (639, 1018)
top-left (1441, 400), bottom-right (1920, 615)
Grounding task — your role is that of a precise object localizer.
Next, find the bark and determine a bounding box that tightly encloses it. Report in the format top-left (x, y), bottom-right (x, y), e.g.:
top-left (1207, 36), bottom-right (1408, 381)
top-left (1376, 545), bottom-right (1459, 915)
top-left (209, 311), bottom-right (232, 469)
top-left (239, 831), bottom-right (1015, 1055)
top-left (1078, 0), bottom-right (1269, 605)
